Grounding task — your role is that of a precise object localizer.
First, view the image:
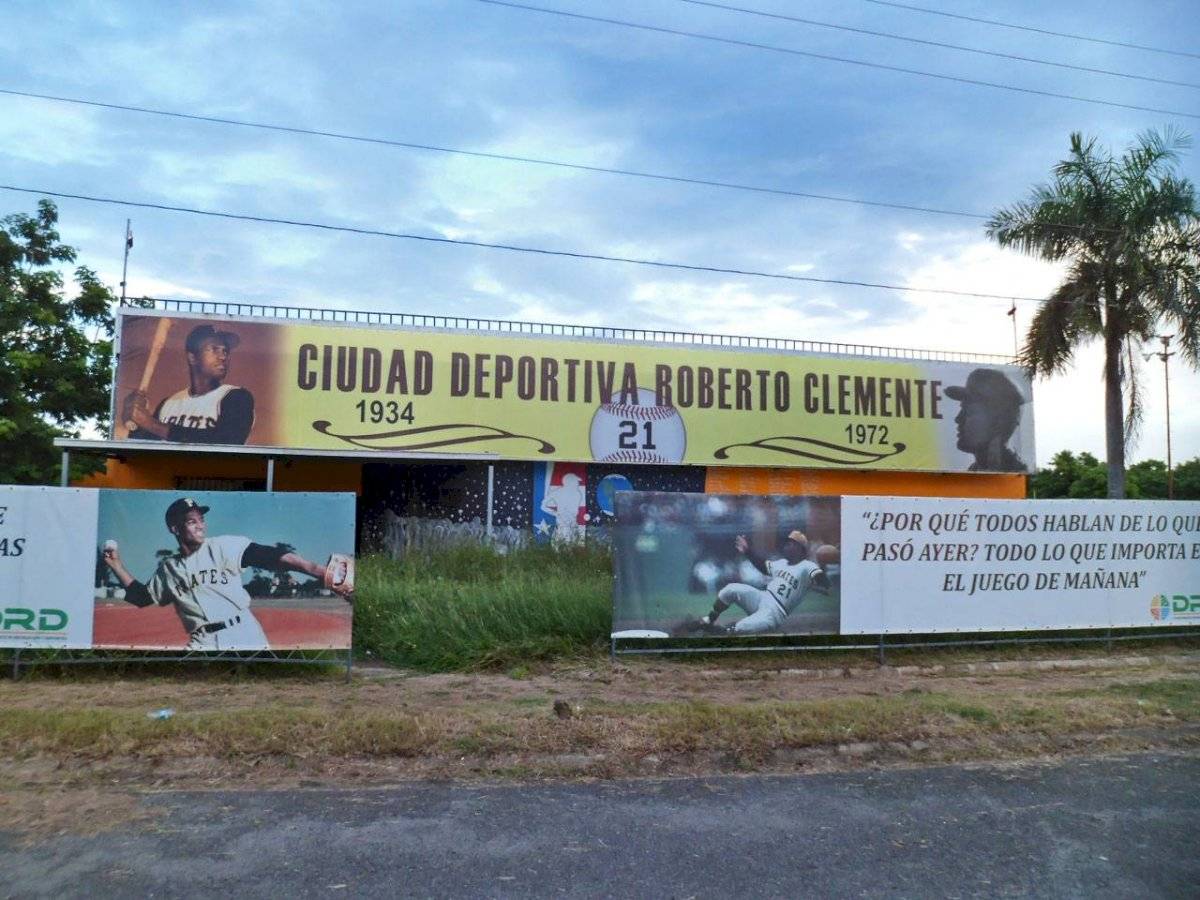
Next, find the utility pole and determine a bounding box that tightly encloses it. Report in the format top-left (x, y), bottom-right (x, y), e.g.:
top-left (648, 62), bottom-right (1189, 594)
top-left (119, 219), bottom-right (132, 306)
top-left (1150, 335), bottom-right (1175, 499)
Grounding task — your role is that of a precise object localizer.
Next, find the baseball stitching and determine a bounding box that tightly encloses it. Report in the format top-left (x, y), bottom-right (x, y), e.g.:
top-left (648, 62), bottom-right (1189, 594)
top-left (599, 402), bottom-right (679, 421)
top-left (599, 450), bottom-right (676, 464)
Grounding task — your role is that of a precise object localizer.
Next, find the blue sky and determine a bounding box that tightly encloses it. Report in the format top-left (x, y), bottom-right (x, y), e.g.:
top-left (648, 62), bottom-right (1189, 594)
top-left (3, 0), bottom-right (1198, 466)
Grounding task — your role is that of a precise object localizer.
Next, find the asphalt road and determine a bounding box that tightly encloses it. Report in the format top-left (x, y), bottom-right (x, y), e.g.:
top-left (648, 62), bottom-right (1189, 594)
top-left (3, 752), bottom-right (1196, 899)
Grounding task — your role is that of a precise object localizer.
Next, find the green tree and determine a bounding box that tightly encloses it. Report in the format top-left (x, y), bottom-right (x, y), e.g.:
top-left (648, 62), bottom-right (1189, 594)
top-left (0, 200), bottom-right (116, 483)
top-left (1030, 451), bottom-right (1200, 500)
top-left (988, 129), bottom-right (1200, 499)
top-left (1127, 458), bottom-right (1169, 499)
top-left (1172, 456), bottom-right (1200, 500)
top-left (1029, 450), bottom-right (1111, 499)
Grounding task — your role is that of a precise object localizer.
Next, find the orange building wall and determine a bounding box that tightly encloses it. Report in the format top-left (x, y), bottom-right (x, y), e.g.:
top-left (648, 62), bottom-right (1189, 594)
top-left (705, 466), bottom-right (1025, 499)
top-left (76, 455), bottom-right (1021, 501)
top-left (75, 454), bottom-right (363, 494)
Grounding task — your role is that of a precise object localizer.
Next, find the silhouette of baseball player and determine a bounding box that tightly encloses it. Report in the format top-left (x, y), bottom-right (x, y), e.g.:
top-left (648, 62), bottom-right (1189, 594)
top-left (540, 472), bottom-right (586, 543)
top-left (124, 323), bottom-right (255, 444)
top-left (945, 368), bottom-right (1028, 473)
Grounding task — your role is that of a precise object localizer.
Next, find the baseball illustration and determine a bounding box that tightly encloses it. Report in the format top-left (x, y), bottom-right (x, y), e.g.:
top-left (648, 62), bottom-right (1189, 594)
top-left (589, 387), bottom-right (686, 464)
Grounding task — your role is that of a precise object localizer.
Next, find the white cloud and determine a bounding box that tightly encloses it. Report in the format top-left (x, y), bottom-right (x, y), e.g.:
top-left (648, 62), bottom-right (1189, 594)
top-left (842, 238), bottom-right (1199, 465)
top-left (140, 146), bottom-right (337, 207)
top-left (121, 274), bottom-right (213, 301)
top-left (629, 279), bottom-right (848, 337)
top-left (471, 274), bottom-right (505, 295)
top-left (0, 100), bottom-right (111, 166)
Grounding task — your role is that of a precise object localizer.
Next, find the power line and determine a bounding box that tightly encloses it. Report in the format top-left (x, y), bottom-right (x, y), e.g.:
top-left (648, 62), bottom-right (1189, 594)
top-left (474, 0), bottom-right (1200, 121)
top-left (0, 87), bottom-right (988, 221)
top-left (0, 88), bottom-right (1120, 237)
top-left (857, 0), bottom-right (1200, 62)
top-left (674, 0), bottom-right (1200, 90)
top-left (0, 184), bottom-right (1045, 303)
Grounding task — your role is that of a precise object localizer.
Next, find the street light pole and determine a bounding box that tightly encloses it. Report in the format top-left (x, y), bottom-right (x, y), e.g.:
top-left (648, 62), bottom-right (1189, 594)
top-left (1154, 335), bottom-right (1175, 499)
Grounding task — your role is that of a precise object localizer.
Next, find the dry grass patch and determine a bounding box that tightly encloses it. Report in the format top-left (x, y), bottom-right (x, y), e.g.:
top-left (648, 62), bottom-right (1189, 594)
top-left (0, 657), bottom-right (1197, 788)
top-left (2, 678), bottom-right (1197, 767)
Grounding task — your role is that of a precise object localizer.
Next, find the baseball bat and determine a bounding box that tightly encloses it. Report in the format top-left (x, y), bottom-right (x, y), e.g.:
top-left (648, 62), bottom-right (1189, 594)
top-left (123, 317), bottom-right (172, 434)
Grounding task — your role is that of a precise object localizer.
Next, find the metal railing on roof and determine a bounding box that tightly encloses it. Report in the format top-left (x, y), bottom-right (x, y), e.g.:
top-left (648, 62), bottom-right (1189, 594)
top-left (145, 298), bottom-right (1016, 364)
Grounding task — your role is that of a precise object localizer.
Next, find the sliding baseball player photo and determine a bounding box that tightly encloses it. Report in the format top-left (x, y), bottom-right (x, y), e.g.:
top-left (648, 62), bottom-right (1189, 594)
top-left (611, 492), bottom-right (843, 638)
top-left (673, 530), bottom-right (830, 636)
top-left (95, 492), bottom-right (355, 651)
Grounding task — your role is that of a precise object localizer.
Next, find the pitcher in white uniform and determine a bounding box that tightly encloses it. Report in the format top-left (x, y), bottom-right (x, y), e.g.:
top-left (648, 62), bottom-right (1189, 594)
top-left (102, 498), bottom-right (331, 650)
top-left (124, 323), bottom-right (256, 444)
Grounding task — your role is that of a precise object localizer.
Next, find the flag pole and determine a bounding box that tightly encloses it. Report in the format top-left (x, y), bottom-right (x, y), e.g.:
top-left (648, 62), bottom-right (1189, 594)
top-left (119, 219), bottom-right (132, 306)
top-left (1007, 301), bottom-right (1018, 359)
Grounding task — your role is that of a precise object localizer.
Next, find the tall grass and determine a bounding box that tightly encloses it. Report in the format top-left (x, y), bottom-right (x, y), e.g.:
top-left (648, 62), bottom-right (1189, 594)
top-left (354, 543), bottom-right (613, 671)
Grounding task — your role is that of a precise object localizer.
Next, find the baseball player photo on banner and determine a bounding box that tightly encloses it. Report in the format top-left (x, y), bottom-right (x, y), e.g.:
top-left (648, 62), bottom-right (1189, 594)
top-left (113, 310), bottom-right (1034, 475)
top-left (114, 314), bottom-right (282, 445)
top-left (94, 490), bottom-right (356, 650)
top-left (611, 491), bottom-right (843, 639)
top-left (0, 486), bottom-right (99, 649)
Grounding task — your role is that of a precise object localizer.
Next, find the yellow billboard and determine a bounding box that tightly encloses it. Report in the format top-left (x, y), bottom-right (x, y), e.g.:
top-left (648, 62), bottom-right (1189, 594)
top-left (113, 312), bottom-right (1034, 474)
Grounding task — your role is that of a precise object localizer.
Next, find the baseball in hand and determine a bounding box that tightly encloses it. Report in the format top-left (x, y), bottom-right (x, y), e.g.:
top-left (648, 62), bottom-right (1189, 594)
top-left (103, 539), bottom-right (118, 552)
top-left (589, 387), bottom-right (686, 464)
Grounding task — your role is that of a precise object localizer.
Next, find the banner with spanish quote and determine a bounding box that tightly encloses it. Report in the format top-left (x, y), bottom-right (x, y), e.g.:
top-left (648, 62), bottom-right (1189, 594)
top-left (841, 496), bottom-right (1200, 633)
top-left (0, 486), bottom-right (98, 648)
top-left (113, 310), bottom-right (1035, 474)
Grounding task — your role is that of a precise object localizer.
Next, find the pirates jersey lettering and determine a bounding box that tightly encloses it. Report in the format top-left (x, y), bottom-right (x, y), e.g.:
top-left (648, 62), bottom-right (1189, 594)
top-left (764, 558), bottom-right (820, 614)
top-left (146, 534), bottom-right (252, 635)
top-left (156, 384), bottom-right (240, 433)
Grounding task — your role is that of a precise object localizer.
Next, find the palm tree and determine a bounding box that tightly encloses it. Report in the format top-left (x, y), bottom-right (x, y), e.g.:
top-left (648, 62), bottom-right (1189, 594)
top-left (987, 128), bottom-right (1199, 498)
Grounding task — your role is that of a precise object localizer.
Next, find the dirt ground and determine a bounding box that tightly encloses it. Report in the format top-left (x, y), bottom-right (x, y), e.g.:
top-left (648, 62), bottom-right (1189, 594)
top-left (1, 648), bottom-right (1197, 839)
top-left (1, 649), bottom-right (1194, 712)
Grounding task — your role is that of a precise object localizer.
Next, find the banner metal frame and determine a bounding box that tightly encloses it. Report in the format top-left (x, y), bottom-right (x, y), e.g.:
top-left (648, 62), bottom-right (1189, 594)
top-left (6, 647), bottom-right (354, 681)
top-left (610, 627), bottom-right (1200, 663)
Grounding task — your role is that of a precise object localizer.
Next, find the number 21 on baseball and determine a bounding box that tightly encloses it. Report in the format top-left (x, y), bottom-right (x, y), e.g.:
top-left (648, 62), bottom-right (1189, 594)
top-left (618, 420), bottom-right (657, 450)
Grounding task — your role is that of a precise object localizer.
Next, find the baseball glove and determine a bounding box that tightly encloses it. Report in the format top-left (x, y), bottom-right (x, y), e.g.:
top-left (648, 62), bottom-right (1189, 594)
top-left (324, 553), bottom-right (355, 598)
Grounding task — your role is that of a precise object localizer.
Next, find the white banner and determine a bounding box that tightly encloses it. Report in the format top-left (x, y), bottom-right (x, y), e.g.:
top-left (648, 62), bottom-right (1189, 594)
top-left (0, 486), bottom-right (98, 648)
top-left (841, 496), bottom-right (1200, 633)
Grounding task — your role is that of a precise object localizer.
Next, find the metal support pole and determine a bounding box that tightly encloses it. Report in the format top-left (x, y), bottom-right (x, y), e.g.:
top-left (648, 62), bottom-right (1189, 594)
top-left (345, 649), bottom-right (353, 683)
top-left (11, 649), bottom-right (21, 680)
top-left (265, 457), bottom-right (275, 492)
top-left (60, 450), bottom-right (70, 487)
top-left (486, 464), bottom-right (495, 538)
top-left (878, 634), bottom-right (886, 666)
top-left (1007, 302), bottom-right (1018, 359)
top-left (119, 219), bottom-right (131, 306)
top-left (1162, 335), bottom-right (1174, 500)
